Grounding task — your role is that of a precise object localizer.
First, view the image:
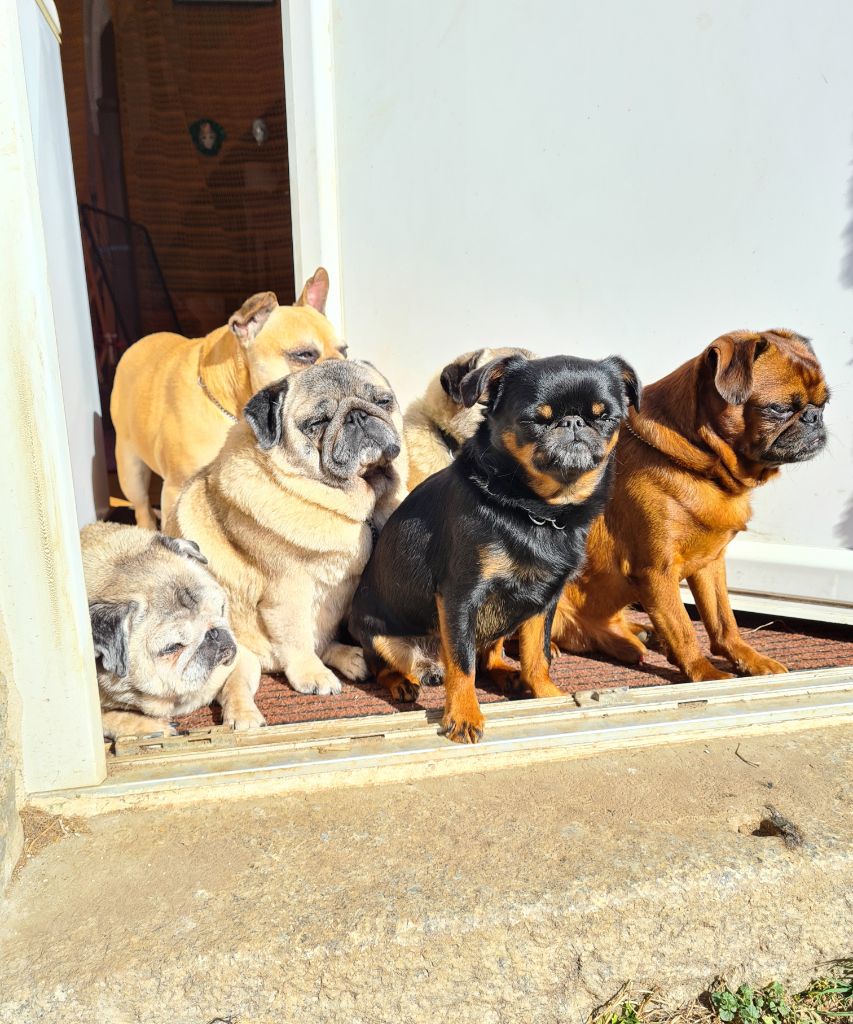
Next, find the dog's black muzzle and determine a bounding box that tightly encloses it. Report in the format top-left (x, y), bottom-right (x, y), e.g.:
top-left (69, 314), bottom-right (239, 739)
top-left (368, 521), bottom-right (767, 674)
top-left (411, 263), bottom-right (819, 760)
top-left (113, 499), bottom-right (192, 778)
top-left (205, 626), bottom-right (237, 667)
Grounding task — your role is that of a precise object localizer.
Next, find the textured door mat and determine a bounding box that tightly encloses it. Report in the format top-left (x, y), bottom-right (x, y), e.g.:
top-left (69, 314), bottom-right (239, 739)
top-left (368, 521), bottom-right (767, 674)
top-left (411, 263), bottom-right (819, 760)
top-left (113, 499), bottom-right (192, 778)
top-left (174, 612), bottom-right (853, 731)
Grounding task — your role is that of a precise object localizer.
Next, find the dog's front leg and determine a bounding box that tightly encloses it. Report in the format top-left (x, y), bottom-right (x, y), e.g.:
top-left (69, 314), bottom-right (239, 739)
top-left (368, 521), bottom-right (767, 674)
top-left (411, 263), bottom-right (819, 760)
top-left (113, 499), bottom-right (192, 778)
top-left (436, 593), bottom-right (483, 743)
top-left (518, 601), bottom-right (564, 698)
top-left (637, 568), bottom-right (734, 681)
top-left (216, 645), bottom-right (266, 730)
top-left (259, 590), bottom-right (343, 696)
top-left (101, 710), bottom-right (176, 740)
top-left (688, 558), bottom-right (786, 677)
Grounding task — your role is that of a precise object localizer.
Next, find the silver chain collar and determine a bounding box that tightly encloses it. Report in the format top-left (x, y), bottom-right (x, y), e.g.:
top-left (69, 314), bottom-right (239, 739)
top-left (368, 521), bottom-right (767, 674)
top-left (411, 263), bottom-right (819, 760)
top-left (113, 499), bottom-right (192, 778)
top-left (468, 473), bottom-right (567, 530)
top-left (197, 370), bottom-right (238, 423)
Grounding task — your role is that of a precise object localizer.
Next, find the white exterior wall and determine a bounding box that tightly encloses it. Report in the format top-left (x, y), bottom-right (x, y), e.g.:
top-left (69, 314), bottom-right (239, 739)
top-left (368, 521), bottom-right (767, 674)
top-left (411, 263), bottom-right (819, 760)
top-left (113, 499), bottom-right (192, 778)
top-left (292, 0), bottom-right (853, 610)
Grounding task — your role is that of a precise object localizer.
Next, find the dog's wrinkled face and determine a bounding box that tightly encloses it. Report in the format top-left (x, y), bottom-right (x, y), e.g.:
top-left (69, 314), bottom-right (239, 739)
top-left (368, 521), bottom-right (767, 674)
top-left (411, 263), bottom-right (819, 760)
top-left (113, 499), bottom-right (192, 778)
top-left (461, 354), bottom-right (640, 503)
top-left (89, 535), bottom-right (237, 701)
top-left (227, 268), bottom-right (347, 393)
top-left (705, 329), bottom-right (829, 467)
top-left (244, 360), bottom-right (403, 485)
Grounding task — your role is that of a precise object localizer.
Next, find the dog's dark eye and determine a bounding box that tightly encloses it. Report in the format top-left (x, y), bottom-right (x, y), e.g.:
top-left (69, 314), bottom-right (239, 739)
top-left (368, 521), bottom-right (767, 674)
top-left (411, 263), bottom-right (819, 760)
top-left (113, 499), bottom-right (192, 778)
top-left (160, 642), bottom-right (185, 657)
top-left (764, 403), bottom-right (792, 418)
top-left (338, 345), bottom-right (349, 358)
top-left (302, 416), bottom-right (330, 434)
top-left (290, 349), bottom-right (319, 365)
top-left (375, 394), bottom-right (394, 409)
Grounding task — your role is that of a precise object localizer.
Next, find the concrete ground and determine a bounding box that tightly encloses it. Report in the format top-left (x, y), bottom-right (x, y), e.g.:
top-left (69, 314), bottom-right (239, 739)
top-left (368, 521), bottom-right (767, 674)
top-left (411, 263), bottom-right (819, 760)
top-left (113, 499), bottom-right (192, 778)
top-left (1, 724), bottom-right (852, 1024)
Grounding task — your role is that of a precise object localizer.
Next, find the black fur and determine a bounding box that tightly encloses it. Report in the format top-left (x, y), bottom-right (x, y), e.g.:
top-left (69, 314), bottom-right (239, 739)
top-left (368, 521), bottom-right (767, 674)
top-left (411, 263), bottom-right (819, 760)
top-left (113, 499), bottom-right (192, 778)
top-left (244, 378), bottom-right (289, 450)
top-left (439, 349), bottom-right (485, 402)
top-left (155, 534), bottom-right (208, 564)
top-left (349, 354), bottom-right (640, 732)
top-left (89, 600), bottom-right (136, 679)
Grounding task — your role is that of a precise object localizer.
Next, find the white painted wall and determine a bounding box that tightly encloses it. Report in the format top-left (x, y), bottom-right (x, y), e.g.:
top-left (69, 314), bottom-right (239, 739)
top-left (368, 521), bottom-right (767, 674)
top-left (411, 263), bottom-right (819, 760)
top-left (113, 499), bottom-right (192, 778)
top-left (19, 0), bottom-right (108, 526)
top-left (318, 0), bottom-right (853, 604)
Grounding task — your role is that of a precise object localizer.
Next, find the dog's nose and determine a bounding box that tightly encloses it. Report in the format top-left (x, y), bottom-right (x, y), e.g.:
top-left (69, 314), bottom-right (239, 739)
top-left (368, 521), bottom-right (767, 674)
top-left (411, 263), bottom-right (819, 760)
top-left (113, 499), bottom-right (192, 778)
top-left (347, 408), bottom-right (367, 426)
top-left (205, 627), bottom-right (224, 644)
top-left (557, 415), bottom-right (585, 432)
top-left (801, 405), bottom-right (823, 426)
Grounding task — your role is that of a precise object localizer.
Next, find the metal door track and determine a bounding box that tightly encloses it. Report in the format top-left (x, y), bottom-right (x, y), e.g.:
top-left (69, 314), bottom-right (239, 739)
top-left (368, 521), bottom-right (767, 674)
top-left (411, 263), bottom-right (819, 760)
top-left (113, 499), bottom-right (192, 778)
top-left (28, 666), bottom-right (853, 816)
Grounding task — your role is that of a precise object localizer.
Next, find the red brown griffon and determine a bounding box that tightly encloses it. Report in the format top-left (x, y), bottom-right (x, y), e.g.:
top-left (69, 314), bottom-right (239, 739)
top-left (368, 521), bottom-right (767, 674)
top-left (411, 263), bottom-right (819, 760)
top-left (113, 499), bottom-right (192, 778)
top-left (552, 329), bottom-right (829, 681)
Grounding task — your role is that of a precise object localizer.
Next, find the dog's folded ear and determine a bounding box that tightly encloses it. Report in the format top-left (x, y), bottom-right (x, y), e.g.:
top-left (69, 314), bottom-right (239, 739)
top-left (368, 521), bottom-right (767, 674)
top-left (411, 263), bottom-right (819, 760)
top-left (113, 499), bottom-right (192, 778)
top-left (459, 354), bottom-right (526, 409)
top-left (440, 350), bottom-right (486, 403)
top-left (244, 379), bottom-right (289, 450)
top-left (89, 600), bottom-right (137, 679)
top-left (603, 356), bottom-right (642, 412)
top-left (764, 328), bottom-right (814, 354)
top-left (155, 535), bottom-right (208, 565)
top-left (229, 292), bottom-right (278, 346)
top-left (708, 333), bottom-right (769, 406)
top-left (295, 267), bottom-right (330, 314)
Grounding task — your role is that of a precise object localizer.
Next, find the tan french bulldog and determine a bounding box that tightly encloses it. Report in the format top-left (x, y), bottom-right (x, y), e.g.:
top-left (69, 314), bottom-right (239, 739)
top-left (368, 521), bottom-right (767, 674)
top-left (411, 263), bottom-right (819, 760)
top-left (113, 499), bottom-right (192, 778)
top-left (111, 268), bottom-right (346, 529)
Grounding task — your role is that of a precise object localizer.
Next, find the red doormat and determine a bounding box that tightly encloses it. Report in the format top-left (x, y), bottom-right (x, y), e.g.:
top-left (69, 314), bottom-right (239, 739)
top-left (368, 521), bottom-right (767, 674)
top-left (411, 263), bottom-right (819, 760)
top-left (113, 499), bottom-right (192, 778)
top-left (176, 612), bottom-right (853, 731)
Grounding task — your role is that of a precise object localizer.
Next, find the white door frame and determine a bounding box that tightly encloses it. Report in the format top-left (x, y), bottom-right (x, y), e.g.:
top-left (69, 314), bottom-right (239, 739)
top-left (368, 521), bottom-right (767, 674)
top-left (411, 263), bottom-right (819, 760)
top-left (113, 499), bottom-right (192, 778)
top-left (281, 0), bottom-right (346, 331)
top-left (1, 0), bottom-right (106, 794)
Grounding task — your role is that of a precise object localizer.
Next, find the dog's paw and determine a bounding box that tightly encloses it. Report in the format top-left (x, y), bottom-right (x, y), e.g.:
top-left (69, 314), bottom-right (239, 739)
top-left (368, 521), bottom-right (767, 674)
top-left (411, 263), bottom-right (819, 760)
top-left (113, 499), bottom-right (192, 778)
top-left (440, 713), bottom-right (485, 744)
top-left (222, 702), bottom-right (266, 731)
top-left (287, 664), bottom-right (343, 696)
top-left (420, 667), bottom-right (444, 687)
top-left (142, 719), bottom-right (177, 738)
top-left (326, 645), bottom-right (369, 682)
top-left (737, 653), bottom-right (788, 677)
top-left (440, 697), bottom-right (485, 744)
top-left (685, 658), bottom-right (735, 682)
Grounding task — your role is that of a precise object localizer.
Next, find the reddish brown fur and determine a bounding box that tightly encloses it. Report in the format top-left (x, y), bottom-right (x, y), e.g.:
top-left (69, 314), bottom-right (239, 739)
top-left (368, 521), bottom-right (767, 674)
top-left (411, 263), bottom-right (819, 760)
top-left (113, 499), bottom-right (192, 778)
top-left (479, 637), bottom-right (522, 692)
top-left (552, 330), bottom-right (826, 682)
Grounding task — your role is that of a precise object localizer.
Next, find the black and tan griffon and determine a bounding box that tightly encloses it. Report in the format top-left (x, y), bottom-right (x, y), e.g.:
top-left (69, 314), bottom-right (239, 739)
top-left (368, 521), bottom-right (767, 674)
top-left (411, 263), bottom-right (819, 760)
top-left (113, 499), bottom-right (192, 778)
top-left (350, 353), bottom-right (640, 743)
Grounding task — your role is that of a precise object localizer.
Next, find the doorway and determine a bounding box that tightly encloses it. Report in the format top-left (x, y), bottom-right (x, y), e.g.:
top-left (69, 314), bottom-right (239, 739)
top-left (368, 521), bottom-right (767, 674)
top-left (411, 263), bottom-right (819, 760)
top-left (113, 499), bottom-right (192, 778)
top-left (57, 0), bottom-right (296, 511)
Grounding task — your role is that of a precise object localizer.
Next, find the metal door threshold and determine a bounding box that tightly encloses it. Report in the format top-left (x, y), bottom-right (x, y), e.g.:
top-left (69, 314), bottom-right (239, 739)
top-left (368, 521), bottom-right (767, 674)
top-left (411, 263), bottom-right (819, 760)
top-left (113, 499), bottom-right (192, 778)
top-left (29, 666), bottom-right (853, 815)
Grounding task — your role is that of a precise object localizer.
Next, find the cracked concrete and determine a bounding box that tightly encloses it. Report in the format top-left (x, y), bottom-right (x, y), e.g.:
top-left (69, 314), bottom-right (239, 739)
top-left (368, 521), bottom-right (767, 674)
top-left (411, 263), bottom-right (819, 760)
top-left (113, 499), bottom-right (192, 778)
top-left (1, 724), bottom-right (852, 1023)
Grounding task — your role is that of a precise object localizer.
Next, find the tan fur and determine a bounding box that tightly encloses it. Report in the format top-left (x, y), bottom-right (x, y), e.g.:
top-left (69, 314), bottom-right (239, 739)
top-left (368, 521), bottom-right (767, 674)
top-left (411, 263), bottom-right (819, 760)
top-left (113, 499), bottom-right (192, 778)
top-left (478, 543), bottom-right (516, 579)
top-left (165, 364), bottom-right (406, 696)
top-left (501, 428), bottom-right (617, 505)
top-left (80, 521), bottom-right (263, 738)
top-left (111, 268), bottom-right (345, 529)
top-left (403, 346), bottom-right (535, 489)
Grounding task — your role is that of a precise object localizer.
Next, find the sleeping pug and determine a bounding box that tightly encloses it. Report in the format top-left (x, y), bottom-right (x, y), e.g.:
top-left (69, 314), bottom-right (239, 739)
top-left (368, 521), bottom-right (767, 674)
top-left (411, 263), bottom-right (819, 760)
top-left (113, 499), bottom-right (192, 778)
top-left (165, 360), bottom-right (406, 696)
top-left (81, 522), bottom-right (264, 739)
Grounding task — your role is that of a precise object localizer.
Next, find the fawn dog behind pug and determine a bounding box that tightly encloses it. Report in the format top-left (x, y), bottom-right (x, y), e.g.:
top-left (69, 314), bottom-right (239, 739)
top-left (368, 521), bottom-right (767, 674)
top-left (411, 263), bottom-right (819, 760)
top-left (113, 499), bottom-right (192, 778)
top-left (111, 268), bottom-right (345, 529)
top-left (552, 329), bottom-right (829, 681)
top-left (404, 347), bottom-right (534, 489)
